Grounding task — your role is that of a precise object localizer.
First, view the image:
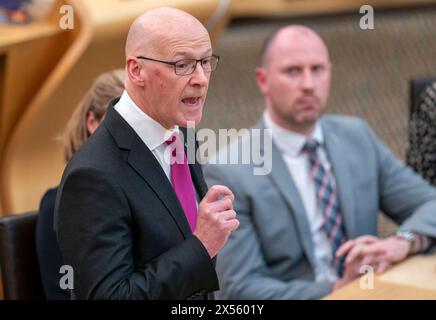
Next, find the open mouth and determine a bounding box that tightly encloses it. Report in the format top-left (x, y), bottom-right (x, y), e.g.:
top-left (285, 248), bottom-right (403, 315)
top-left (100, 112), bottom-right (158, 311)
top-left (182, 97), bottom-right (200, 106)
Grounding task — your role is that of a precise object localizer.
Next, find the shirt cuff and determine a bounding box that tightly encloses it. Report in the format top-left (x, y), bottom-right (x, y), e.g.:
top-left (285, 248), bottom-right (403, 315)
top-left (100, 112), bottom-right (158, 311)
top-left (418, 234), bottom-right (434, 253)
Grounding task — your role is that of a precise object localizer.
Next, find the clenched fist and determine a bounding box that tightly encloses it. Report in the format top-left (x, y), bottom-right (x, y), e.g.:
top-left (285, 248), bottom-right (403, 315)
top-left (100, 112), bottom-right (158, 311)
top-left (194, 185), bottom-right (240, 258)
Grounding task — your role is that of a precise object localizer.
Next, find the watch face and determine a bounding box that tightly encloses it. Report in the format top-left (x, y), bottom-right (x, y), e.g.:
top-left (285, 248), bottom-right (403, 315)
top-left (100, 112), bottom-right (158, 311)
top-left (396, 230), bottom-right (415, 242)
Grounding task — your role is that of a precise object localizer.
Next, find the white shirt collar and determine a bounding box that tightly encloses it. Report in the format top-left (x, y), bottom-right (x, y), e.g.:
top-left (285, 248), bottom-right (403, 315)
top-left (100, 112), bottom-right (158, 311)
top-left (263, 110), bottom-right (324, 157)
top-left (114, 90), bottom-right (179, 151)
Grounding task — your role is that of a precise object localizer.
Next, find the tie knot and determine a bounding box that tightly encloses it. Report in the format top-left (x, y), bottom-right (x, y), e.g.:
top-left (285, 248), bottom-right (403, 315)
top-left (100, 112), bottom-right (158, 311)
top-left (165, 134), bottom-right (185, 162)
top-left (302, 139), bottom-right (319, 155)
top-left (165, 135), bottom-right (177, 146)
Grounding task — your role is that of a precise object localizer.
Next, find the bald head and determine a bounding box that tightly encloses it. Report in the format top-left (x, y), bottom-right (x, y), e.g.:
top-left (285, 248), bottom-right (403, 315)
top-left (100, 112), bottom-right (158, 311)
top-left (261, 25), bottom-right (329, 66)
top-left (255, 24), bottom-right (332, 134)
top-left (123, 7), bottom-right (213, 129)
top-left (125, 7), bottom-right (209, 58)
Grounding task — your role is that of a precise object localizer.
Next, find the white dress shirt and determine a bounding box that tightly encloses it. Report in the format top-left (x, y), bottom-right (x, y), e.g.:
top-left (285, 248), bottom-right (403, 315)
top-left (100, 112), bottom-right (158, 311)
top-left (264, 111), bottom-right (338, 282)
top-left (114, 90), bottom-right (179, 182)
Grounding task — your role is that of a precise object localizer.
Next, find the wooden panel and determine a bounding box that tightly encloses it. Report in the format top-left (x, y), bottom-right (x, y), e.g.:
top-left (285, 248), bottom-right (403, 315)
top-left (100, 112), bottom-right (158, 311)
top-left (0, 54), bottom-right (5, 140)
top-left (0, 0), bottom-right (76, 216)
top-left (0, 54), bottom-right (4, 218)
top-left (0, 21), bottom-right (61, 49)
top-left (325, 278), bottom-right (436, 300)
top-left (231, 0), bottom-right (436, 18)
top-left (378, 255), bottom-right (436, 291)
top-left (0, 32), bottom-right (70, 148)
top-left (325, 254), bottom-right (436, 299)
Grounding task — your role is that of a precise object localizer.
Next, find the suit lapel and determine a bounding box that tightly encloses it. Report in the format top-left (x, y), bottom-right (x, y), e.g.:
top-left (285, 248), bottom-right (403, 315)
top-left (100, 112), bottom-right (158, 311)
top-left (127, 140), bottom-right (192, 238)
top-left (321, 119), bottom-right (356, 238)
top-left (256, 120), bottom-right (317, 269)
top-left (180, 127), bottom-right (208, 199)
top-left (269, 143), bottom-right (317, 269)
top-left (190, 162), bottom-right (208, 199)
top-left (104, 103), bottom-right (192, 238)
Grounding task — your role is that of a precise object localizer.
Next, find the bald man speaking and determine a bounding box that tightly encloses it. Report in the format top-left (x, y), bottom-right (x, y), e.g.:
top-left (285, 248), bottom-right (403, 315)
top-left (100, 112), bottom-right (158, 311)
top-left (55, 7), bottom-right (239, 300)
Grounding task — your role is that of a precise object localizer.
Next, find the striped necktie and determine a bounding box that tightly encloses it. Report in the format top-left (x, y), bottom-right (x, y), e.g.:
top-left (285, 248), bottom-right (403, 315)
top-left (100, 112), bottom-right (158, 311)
top-left (302, 139), bottom-right (347, 275)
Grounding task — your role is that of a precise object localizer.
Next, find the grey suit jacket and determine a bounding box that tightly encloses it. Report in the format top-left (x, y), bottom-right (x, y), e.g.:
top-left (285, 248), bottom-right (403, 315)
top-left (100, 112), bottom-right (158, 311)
top-left (204, 115), bottom-right (436, 300)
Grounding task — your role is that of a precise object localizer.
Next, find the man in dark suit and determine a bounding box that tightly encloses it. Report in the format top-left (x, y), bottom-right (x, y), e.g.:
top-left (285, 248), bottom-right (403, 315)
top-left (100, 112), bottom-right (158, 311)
top-left (54, 7), bottom-right (239, 300)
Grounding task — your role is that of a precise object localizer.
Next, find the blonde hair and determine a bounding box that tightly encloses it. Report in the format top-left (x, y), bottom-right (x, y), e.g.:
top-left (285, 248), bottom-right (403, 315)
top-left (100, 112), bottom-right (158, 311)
top-left (61, 69), bottom-right (125, 161)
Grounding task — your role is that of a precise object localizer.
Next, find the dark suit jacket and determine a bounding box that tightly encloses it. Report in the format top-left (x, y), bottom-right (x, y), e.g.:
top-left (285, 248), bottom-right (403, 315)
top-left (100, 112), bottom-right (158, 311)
top-left (54, 99), bottom-right (218, 299)
top-left (36, 187), bottom-right (69, 300)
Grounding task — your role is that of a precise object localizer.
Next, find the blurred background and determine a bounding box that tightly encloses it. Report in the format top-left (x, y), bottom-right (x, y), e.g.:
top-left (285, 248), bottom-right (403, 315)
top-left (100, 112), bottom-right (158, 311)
top-left (0, 0), bottom-right (435, 227)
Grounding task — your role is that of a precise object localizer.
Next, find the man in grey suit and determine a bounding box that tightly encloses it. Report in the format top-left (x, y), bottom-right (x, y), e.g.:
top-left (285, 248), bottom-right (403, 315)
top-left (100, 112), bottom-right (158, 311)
top-left (204, 25), bottom-right (436, 299)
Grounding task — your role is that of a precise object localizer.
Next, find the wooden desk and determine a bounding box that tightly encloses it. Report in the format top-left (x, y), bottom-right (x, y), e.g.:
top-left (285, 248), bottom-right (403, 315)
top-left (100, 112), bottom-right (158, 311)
top-left (324, 254), bottom-right (436, 300)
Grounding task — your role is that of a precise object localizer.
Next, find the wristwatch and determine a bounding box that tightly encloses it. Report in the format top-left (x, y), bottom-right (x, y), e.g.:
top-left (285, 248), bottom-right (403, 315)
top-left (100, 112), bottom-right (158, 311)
top-left (395, 230), bottom-right (417, 253)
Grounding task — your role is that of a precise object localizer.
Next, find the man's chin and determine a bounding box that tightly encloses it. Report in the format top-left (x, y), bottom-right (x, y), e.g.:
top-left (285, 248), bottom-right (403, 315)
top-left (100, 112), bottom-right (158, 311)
top-left (291, 115), bottom-right (319, 133)
top-left (179, 115), bottom-right (202, 128)
top-left (299, 109), bottom-right (322, 122)
top-left (296, 114), bottom-right (317, 124)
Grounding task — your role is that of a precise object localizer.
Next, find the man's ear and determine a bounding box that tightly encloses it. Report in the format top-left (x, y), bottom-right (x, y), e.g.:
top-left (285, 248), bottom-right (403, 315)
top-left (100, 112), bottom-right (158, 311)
top-left (126, 56), bottom-right (145, 86)
top-left (255, 67), bottom-right (268, 95)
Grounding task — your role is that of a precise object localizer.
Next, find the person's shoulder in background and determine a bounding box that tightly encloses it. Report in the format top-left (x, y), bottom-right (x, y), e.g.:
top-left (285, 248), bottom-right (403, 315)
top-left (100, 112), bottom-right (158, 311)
top-left (36, 187), bottom-right (70, 300)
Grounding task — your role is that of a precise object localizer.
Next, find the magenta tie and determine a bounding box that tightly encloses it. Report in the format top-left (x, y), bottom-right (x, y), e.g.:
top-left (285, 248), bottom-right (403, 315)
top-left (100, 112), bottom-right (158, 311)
top-left (166, 135), bottom-right (197, 232)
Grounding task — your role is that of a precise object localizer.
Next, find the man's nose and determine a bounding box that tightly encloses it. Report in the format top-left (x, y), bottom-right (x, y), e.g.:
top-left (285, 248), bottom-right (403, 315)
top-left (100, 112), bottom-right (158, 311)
top-left (190, 62), bottom-right (208, 86)
top-left (302, 69), bottom-right (314, 90)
